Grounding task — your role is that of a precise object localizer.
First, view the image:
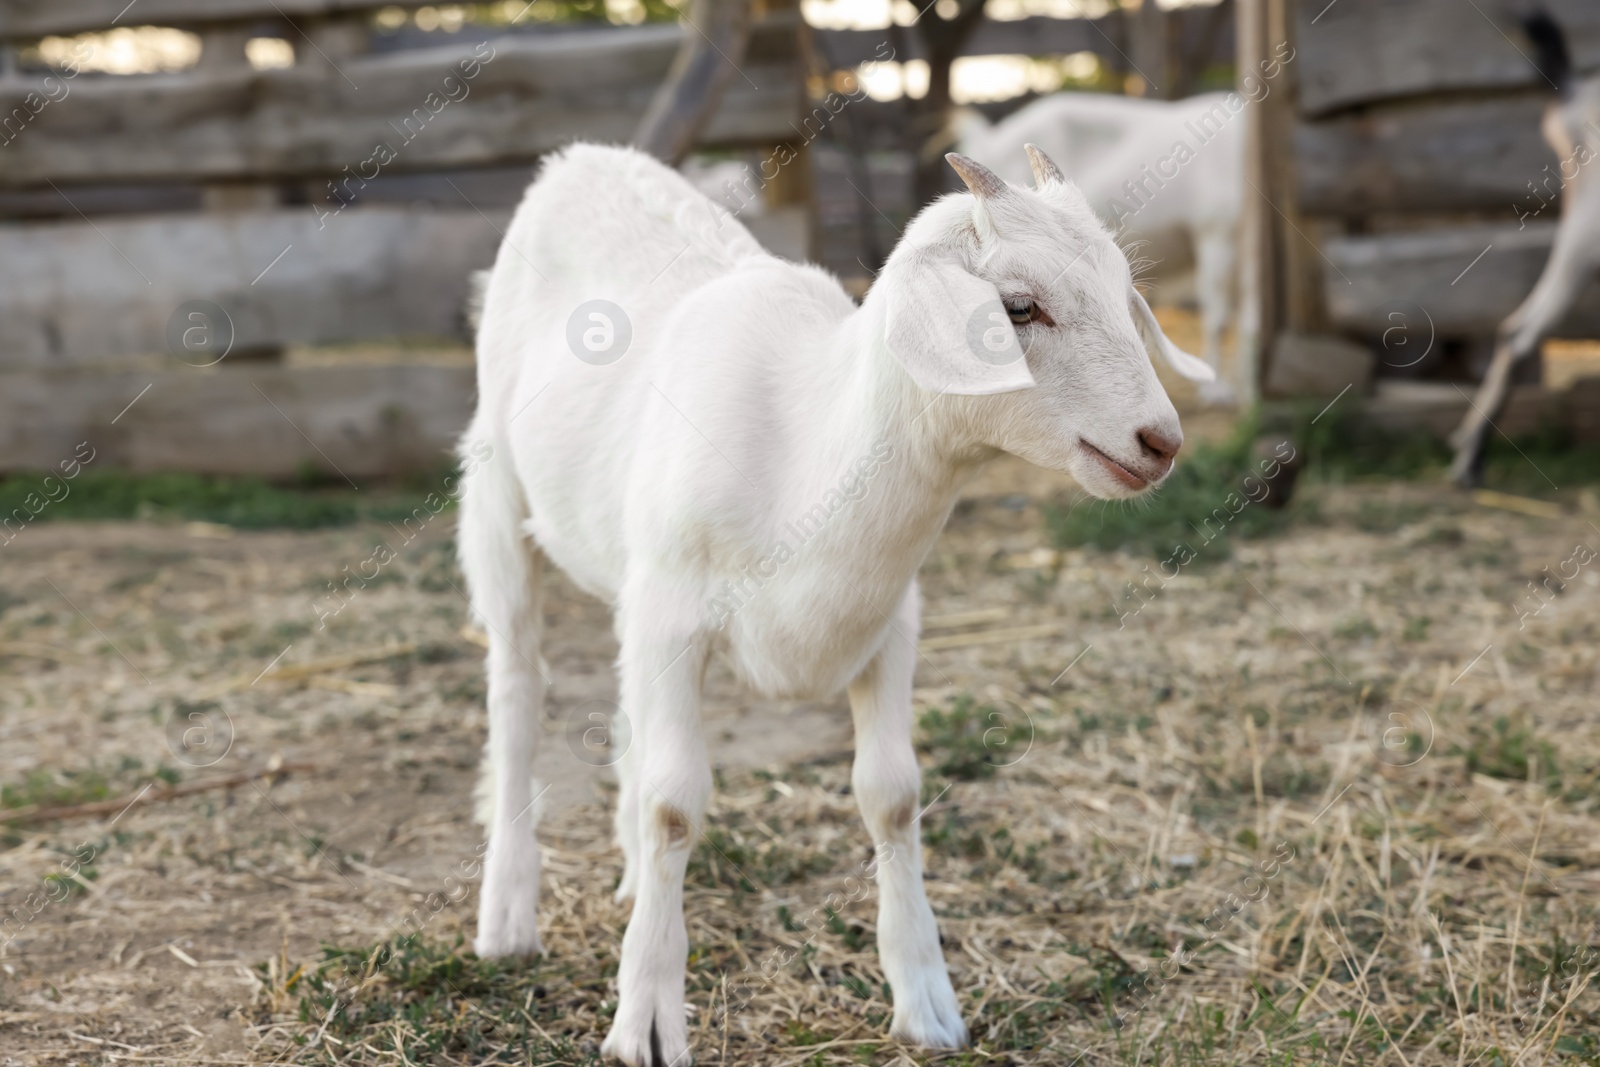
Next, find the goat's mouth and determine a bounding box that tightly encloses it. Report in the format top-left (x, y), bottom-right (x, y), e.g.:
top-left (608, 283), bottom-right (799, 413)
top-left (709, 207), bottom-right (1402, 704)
top-left (1078, 439), bottom-right (1152, 491)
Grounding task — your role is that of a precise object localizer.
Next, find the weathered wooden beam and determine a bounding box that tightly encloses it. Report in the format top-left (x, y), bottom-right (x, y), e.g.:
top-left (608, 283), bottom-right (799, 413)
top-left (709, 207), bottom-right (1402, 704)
top-left (0, 23), bottom-right (801, 187)
top-left (0, 193), bottom-right (809, 368)
top-left (0, 206), bottom-right (503, 368)
top-left (1363, 381), bottom-right (1564, 441)
top-left (814, 5), bottom-right (1233, 68)
top-left (1294, 96), bottom-right (1555, 217)
top-left (1322, 222), bottom-right (1600, 339)
top-left (0, 1), bottom-right (430, 37)
top-left (0, 364), bottom-right (474, 477)
top-left (1292, 0), bottom-right (1600, 117)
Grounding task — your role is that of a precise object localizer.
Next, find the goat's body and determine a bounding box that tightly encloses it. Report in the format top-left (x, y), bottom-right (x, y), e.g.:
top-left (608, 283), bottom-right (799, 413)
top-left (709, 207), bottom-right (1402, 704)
top-left (963, 93), bottom-right (1241, 232)
top-left (472, 145), bottom-right (967, 701)
top-left (460, 142), bottom-right (1195, 1066)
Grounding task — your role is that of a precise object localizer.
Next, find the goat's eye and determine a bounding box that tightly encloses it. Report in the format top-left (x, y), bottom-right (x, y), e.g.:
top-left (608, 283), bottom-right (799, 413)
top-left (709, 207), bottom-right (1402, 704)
top-left (1004, 299), bottom-right (1038, 325)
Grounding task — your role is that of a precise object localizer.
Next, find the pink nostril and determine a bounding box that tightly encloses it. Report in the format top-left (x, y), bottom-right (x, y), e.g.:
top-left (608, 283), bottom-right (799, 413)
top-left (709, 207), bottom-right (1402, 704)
top-left (1138, 427), bottom-right (1182, 465)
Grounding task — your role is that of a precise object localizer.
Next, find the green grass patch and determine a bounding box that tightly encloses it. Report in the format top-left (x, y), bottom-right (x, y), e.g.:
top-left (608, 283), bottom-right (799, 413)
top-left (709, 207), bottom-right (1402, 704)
top-left (687, 824), bottom-right (837, 893)
top-left (1046, 415), bottom-right (1292, 559)
top-left (917, 694), bottom-right (1033, 782)
top-left (1048, 404), bottom-right (1600, 559)
top-left (1, 768), bottom-right (113, 811)
top-left (0, 467), bottom-right (464, 530)
top-left (2, 759), bottom-right (181, 819)
top-left (1459, 715), bottom-right (1560, 787)
top-left (1300, 407), bottom-right (1600, 494)
top-left (272, 936), bottom-right (600, 1066)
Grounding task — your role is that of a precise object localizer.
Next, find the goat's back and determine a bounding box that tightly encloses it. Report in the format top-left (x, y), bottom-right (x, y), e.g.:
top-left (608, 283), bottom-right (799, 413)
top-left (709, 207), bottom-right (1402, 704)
top-left (463, 145), bottom-right (770, 593)
top-left (472, 144), bottom-right (767, 426)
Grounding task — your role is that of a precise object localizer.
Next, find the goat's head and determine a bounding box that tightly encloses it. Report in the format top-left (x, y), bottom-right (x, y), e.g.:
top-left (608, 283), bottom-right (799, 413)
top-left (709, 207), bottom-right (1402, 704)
top-left (876, 147), bottom-right (1213, 499)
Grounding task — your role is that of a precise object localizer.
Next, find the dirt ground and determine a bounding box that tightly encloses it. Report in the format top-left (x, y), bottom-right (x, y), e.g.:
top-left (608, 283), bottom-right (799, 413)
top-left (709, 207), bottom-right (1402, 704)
top-left (3, 420), bottom-right (1600, 1064)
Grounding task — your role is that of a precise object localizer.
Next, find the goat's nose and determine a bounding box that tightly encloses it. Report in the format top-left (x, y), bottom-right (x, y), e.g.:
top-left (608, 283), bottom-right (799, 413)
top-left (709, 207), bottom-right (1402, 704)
top-left (1137, 426), bottom-right (1182, 465)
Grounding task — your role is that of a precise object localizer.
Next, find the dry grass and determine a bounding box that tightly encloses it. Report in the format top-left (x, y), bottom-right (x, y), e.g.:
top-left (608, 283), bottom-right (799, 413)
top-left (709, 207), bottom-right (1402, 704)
top-left (2, 463), bottom-right (1598, 1066)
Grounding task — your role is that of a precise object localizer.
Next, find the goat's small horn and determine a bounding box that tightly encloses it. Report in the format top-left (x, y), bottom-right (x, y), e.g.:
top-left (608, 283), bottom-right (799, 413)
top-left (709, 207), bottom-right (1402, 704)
top-left (1024, 143), bottom-right (1064, 188)
top-left (945, 153), bottom-right (1007, 200)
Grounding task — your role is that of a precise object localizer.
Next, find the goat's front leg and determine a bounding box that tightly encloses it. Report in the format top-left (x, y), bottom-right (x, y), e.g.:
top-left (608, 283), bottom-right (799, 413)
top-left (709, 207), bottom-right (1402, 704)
top-left (848, 582), bottom-right (968, 1048)
top-left (602, 602), bottom-right (709, 1067)
top-left (1193, 225), bottom-right (1237, 406)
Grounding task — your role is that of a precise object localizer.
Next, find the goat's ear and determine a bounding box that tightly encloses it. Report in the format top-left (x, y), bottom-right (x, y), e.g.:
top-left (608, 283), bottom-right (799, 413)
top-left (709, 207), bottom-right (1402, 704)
top-left (884, 256), bottom-right (1037, 396)
top-left (1131, 286), bottom-right (1215, 382)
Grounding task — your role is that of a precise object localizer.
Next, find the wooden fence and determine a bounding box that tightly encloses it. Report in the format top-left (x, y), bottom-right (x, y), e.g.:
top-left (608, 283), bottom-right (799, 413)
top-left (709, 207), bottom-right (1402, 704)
top-left (0, 0), bottom-right (1235, 476)
top-left (0, 0), bottom-right (812, 475)
top-left (1256, 0), bottom-right (1600, 432)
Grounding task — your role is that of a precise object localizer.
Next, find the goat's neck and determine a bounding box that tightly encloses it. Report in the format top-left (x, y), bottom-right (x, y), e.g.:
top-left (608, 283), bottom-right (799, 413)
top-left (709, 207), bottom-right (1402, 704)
top-left (769, 295), bottom-right (993, 593)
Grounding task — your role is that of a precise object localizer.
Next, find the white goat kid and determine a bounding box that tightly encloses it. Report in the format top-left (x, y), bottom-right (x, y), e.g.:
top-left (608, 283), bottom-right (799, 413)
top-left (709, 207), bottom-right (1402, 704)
top-left (459, 141), bottom-right (1211, 1066)
top-left (958, 92), bottom-right (1245, 404)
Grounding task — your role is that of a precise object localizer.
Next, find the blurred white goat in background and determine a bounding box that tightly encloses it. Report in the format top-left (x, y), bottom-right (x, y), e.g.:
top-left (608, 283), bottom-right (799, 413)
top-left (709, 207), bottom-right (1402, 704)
top-left (958, 89), bottom-right (1259, 405)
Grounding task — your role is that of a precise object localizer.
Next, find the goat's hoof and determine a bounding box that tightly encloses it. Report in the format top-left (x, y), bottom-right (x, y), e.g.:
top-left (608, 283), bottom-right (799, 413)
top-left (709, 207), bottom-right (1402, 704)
top-left (601, 1013), bottom-right (692, 1066)
top-left (890, 970), bottom-right (969, 1049)
top-left (473, 888), bottom-right (543, 957)
top-left (473, 930), bottom-right (543, 958)
top-left (476, 828), bottom-right (543, 957)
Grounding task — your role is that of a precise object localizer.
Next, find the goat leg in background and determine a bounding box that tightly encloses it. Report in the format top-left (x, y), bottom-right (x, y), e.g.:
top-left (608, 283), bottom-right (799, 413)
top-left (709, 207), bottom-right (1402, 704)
top-left (1447, 339), bottom-right (1519, 487)
top-left (1448, 152), bottom-right (1600, 485)
top-left (1449, 74), bottom-right (1600, 486)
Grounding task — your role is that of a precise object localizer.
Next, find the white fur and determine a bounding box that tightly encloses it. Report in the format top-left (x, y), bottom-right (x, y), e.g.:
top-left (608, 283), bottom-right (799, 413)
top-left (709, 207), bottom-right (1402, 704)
top-left (958, 92), bottom-right (1243, 402)
top-left (457, 142), bottom-right (1195, 1066)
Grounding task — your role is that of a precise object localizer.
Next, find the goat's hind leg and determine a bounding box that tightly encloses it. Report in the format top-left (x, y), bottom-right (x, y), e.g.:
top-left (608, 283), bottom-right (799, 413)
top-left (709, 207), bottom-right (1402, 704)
top-left (460, 451), bottom-right (548, 958)
top-left (612, 691), bottom-right (643, 904)
top-left (848, 582), bottom-right (967, 1048)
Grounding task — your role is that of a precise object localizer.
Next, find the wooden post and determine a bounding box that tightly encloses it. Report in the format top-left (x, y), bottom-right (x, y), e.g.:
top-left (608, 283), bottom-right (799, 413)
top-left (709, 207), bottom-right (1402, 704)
top-left (307, 16), bottom-right (372, 61)
top-left (197, 21), bottom-right (279, 217)
top-left (1235, 0), bottom-right (1273, 405)
top-left (1265, 0), bottom-right (1320, 335)
top-left (910, 0), bottom-right (986, 206)
top-left (1128, 0), bottom-right (1171, 99)
top-left (632, 0), bottom-right (753, 166)
top-left (195, 25), bottom-right (251, 72)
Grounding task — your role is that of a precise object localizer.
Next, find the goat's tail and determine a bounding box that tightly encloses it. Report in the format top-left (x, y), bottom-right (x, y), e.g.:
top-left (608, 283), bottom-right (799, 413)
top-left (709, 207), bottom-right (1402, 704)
top-left (456, 422), bottom-right (548, 830)
top-left (1522, 9), bottom-right (1573, 97)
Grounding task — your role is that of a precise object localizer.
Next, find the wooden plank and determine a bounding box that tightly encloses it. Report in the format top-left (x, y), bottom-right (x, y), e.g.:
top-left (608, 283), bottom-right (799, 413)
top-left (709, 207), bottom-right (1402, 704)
top-left (1235, 0), bottom-right (1271, 403)
top-left (1322, 222), bottom-right (1600, 338)
top-left (1295, 96), bottom-right (1555, 216)
top-left (0, 206), bottom-right (502, 367)
top-left (0, 197), bottom-right (810, 367)
top-left (0, 1), bottom-right (432, 37)
top-left (815, 5), bottom-right (1233, 67)
top-left (0, 22), bottom-right (801, 187)
top-left (1357, 381), bottom-right (1564, 440)
top-left (0, 364), bottom-right (474, 476)
top-left (1293, 0), bottom-right (1600, 116)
